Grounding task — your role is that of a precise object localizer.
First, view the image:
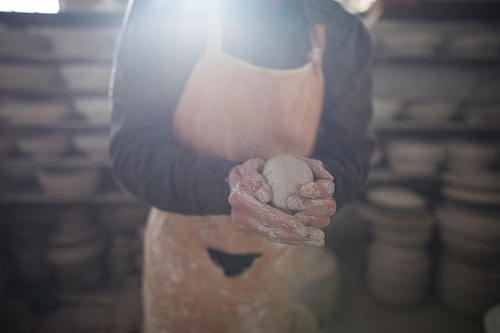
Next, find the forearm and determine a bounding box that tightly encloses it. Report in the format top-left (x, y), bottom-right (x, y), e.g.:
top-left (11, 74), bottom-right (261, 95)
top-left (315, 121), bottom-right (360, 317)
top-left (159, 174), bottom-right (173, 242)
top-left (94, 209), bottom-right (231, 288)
top-left (110, 127), bottom-right (239, 215)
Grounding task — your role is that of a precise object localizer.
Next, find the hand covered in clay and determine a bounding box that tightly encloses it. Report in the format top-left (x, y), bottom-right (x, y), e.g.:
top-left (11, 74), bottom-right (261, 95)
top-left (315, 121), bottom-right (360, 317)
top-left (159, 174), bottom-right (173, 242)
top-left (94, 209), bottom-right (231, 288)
top-left (228, 159), bottom-right (325, 247)
top-left (286, 156), bottom-right (336, 229)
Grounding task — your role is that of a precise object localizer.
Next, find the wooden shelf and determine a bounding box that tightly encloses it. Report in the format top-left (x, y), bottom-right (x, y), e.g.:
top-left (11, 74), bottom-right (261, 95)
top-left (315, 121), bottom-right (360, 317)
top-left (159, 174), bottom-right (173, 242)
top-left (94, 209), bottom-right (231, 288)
top-left (376, 0), bottom-right (500, 21)
top-left (0, 54), bottom-right (114, 64)
top-left (0, 192), bottom-right (138, 204)
top-left (373, 51), bottom-right (500, 65)
top-left (0, 88), bottom-right (108, 98)
top-left (0, 120), bottom-right (110, 131)
top-left (371, 121), bottom-right (500, 132)
top-left (1, 157), bottom-right (111, 168)
top-left (0, 12), bottom-right (124, 27)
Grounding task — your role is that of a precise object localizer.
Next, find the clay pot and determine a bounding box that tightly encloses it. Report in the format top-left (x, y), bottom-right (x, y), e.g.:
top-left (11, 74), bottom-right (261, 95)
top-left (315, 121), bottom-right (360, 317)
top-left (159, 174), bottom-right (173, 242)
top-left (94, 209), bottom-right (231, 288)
top-left (74, 97), bottom-right (111, 124)
top-left (365, 186), bottom-right (428, 212)
top-left (406, 101), bottom-right (458, 123)
top-left (372, 99), bottom-right (403, 120)
top-left (387, 141), bottom-right (447, 165)
top-left (438, 254), bottom-right (500, 317)
top-left (72, 133), bottom-right (111, 160)
top-left (16, 134), bottom-right (70, 159)
top-left (447, 141), bottom-right (499, 167)
top-left (358, 204), bottom-right (434, 248)
top-left (60, 64), bottom-right (112, 90)
top-left (484, 303), bottom-right (500, 333)
top-left (367, 242), bottom-right (429, 307)
top-left (37, 168), bottom-right (101, 200)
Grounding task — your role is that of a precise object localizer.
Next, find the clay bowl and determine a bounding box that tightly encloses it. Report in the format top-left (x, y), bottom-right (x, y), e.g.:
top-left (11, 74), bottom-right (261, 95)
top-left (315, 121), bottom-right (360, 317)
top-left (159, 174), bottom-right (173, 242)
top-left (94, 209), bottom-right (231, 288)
top-left (365, 186), bottom-right (428, 212)
top-left (372, 99), bottom-right (403, 120)
top-left (387, 140), bottom-right (447, 165)
top-left (37, 167), bottom-right (101, 200)
top-left (367, 242), bottom-right (429, 307)
top-left (406, 100), bottom-right (458, 123)
top-left (72, 133), bottom-right (110, 160)
top-left (16, 134), bottom-right (70, 159)
top-left (60, 64), bottom-right (112, 90)
top-left (0, 99), bottom-right (70, 125)
top-left (438, 254), bottom-right (500, 317)
top-left (447, 141), bottom-right (499, 167)
top-left (73, 97), bottom-right (111, 124)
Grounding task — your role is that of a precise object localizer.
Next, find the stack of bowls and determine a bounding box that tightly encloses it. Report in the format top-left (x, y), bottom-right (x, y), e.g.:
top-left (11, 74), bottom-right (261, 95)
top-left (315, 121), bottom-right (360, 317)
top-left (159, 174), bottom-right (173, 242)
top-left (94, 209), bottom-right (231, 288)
top-left (60, 64), bottom-right (112, 91)
top-left (446, 141), bottom-right (499, 172)
top-left (485, 303), bottom-right (500, 333)
top-left (372, 99), bottom-right (403, 122)
top-left (464, 104), bottom-right (500, 125)
top-left (36, 167), bottom-right (101, 200)
top-left (438, 254), bottom-right (500, 317)
top-left (46, 209), bottom-right (106, 292)
top-left (73, 97), bottom-right (111, 125)
top-left (405, 100), bottom-right (458, 124)
top-left (72, 133), bottom-right (111, 161)
top-left (359, 186), bottom-right (433, 307)
top-left (0, 98), bottom-right (71, 126)
top-left (380, 32), bottom-right (442, 56)
top-left (387, 140), bottom-right (447, 178)
top-left (16, 134), bottom-right (70, 160)
top-left (436, 203), bottom-right (500, 265)
top-left (441, 170), bottom-right (500, 208)
top-left (367, 242), bottom-right (430, 307)
top-left (436, 170), bottom-right (500, 316)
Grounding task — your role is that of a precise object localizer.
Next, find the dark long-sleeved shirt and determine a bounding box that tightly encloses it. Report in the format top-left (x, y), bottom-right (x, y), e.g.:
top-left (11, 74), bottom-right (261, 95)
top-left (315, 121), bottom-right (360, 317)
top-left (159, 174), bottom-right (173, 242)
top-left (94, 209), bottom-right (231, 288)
top-left (109, 0), bottom-right (374, 215)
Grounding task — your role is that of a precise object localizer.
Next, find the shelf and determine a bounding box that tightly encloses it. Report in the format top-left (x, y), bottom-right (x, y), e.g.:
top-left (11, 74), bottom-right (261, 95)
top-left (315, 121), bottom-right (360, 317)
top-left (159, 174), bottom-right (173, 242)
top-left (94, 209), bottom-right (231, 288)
top-left (0, 192), bottom-right (138, 204)
top-left (1, 157), bottom-right (111, 168)
top-left (0, 88), bottom-right (108, 98)
top-left (0, 12), bottom-right (124, 27)
top-left (0, 54), bottom-right (114, 64)
top-left (376, 0), bottom-right (500, 21)
top-left (371, 120), bottom-right (500, 132)
top-left (0, 120), bottom-right (110, 131)
top-left (373, 51), bottom-right (500, 65)
top-left (367, 168), bottom-right (441, 183)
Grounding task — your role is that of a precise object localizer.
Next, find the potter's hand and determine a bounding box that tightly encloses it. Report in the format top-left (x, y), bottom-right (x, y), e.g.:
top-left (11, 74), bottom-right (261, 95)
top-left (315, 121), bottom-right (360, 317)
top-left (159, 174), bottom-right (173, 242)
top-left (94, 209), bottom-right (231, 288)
top-left (287, 156), bottom-right (336, 229)
top-left (228, 159), bottom-right (325, 247)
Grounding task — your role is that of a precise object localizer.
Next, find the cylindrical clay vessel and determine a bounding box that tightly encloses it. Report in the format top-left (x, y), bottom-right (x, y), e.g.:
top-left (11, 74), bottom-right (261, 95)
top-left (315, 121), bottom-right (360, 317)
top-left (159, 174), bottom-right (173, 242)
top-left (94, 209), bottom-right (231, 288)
top-left (263, 154), bottom-right (314, 215)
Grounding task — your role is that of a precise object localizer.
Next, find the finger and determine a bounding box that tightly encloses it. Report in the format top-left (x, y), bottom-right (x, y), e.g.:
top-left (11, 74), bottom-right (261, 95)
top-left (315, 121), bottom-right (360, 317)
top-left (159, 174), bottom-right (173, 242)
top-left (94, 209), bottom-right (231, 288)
top-left (230, 183), bottom-right (308, 237)
top-left (243, 173), bottom-right (271, 203)
top-left (231, 208), bottom-right (324, 242)
top-left (287, 195), bottom-right (337, 216)
top-left (294, 212), bottom-right (331, 229)
top-left (293, 156), bottom-right (334, 181)
top-left (278, 239), bottom-right (324, 247)
top-left (300, 179), bottom-right (335, 199)
top-left (238, 159), bottom-right (271, 203)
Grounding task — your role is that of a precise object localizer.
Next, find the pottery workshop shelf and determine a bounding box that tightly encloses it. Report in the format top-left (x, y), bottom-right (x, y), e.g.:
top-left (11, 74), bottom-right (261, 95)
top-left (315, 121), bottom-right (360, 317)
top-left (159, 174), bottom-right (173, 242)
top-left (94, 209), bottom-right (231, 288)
top-left (371, 121), bottom-right (500, 132)
top-left (0, 192), bottom-right (137, 204)
top-left (376, 0), bottom-right (500, 22)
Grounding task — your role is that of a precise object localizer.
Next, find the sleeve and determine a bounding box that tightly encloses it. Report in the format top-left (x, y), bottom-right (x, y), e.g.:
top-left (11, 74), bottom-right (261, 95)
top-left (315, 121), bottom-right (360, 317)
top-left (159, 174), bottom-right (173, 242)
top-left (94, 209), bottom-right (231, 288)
top-left (109, 0), bottom-right (240, 215)
top-left (312, 11), bottom-right (375, 209)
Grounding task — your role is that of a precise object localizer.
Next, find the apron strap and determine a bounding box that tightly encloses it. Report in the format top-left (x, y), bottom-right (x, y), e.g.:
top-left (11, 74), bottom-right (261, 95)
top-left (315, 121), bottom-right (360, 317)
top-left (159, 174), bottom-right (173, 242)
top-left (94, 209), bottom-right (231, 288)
top-left (309, 24), bottom-right (326, 51)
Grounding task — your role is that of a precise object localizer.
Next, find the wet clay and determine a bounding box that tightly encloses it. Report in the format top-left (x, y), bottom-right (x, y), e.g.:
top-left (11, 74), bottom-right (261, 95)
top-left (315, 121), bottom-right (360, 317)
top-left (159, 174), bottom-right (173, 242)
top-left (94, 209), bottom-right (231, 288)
top-left (263, 155), bottom-right (314, 215)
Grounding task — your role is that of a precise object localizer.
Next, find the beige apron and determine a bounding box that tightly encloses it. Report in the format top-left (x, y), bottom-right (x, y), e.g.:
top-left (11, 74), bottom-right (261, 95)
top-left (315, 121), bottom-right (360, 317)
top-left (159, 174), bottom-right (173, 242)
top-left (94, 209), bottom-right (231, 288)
top-left (142, 15), bottom-right (326, 333)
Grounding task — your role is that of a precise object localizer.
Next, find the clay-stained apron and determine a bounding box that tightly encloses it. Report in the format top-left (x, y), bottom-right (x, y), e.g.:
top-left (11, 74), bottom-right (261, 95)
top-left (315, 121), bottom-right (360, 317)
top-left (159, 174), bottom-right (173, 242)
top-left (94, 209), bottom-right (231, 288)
top-left (142, 13), bottom-right (326, 333)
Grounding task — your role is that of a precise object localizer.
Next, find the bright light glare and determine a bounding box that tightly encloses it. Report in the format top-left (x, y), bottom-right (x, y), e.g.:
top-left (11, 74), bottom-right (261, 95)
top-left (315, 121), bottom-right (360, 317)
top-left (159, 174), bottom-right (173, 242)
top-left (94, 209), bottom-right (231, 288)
top-left (0, 0), bottom-right (60, 13)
